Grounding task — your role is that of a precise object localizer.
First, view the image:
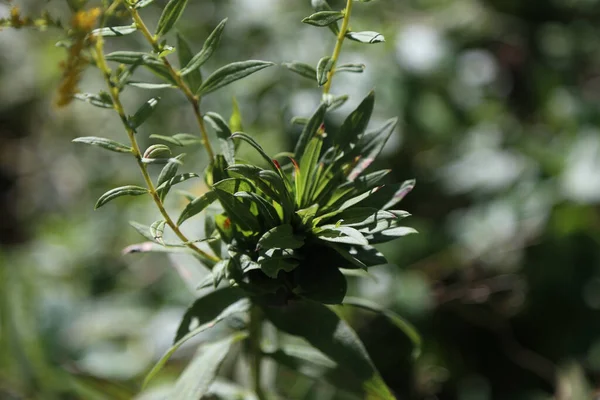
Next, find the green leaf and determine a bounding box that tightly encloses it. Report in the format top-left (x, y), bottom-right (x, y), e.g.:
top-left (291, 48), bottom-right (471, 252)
top-left (332, 208), bottom-right (397, 228)
top-left (178, 191), bottom-right (218, 225)
top-left (175, 287), bottom-right (247, 341)
top-left (198, 60), bottom-right (275, 95)
top-left (336, 63), bottom-right (366, 73)
top-left (150, 133), bottom-right (203, 147)
top-left (129, 97), bottom-right (160, 129)
top-left (171, 333), bottom-right (247, 400)
top-left (234, 192), bottom-right (280, 229)
top-left (257, 224), bottom-right (304, 251)
top-left (345, 31), bottom-right (385, 43)
top-left (105, 51), bottom-right (148, 64)
top-left (156, 154), bottom-right (185, 201)
top-left (155, 172), bottom-right (199, 191)
top-left (180, 19), bottom-right (228, 76)
top-left (204, 112), bottom-right (234, 164)
top-left (212, 186), bottom-right (261, 233)
top-left (316, 56), bottom-right (333, 86)
top-left (294, 103), bottom-right (327, 159)
top-left (261, 301), bottom-right (395, 398)
top-left (258, 248), bottom-right (300, 278)
top-left (302, 11), bottom-right (344, 27)
top-left (144, 295), bottom-right (249, 388)
top-left (95, 186), bottom-right (148, 209)
top-left (73, 92), bottom-right (114, 109)
top-left (368, 226), bottom-right (418, 244)
top-left (177, 34), bottom-right (203, 92)
top-left (229, 97), bottom-right (243, 134)
top-left (335, 90), bottom-right (375, 152)
top-left (155, 0), bottom-right (189, 37)
top-left (91, 24), bottom-right (137, 37)
top-left (134, 0), bottom-right (155, 8)
top-left (127, 81), bottom-right (175, 90)
top-left (129, 221), bottom-right (156, 242)
top-left (316, 225), bottom-right (369, 246)
top-left (343, 297), bottom-right (422, 358)
top-left (72, 136), bottom-right (132, 154)
top-left (298, 136), bottom-right (323, 207)
top-left (324, 94), bottom-right (349, 111)
top-left (150, 220), bottom-right (167, 244)
top-left (230, 132), bottom-right (278, 171)
top-left (348, 118), bottom-right (398, 180)
top-left (143, 144), bottom-right (171, 159)
top-left (282, 62), bottom-right (317, 81)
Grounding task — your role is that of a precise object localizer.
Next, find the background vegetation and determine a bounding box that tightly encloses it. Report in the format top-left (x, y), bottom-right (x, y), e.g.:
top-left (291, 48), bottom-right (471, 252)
top-left (1, 0), bottom-right (600, 398)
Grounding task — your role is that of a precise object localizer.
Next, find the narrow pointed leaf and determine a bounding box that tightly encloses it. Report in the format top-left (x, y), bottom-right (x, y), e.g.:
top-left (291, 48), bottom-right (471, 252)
top-left (302, 11), bottom-right (344, 27)
top-left (171, 333), bottom-right (247, 400)
top-left (95, 186), bottom-right (148, 209)
top-left (127, 81), bottom-right (174, 90)
top-left (261, 301), bottom-right (396, 399)
top-left (129, 97), bottom-right (160, 129)
top-left (205, 112), bottom-right (234, 164)
top-left (345, 31), bottom-right (385, 43)
top-left (231, 132), bottom-right (278, 171)
top-left (198, 61), bottom-right (275, 95)
top-left (336, 63), bottom-right (366, 73)
top-left (181, 19), bottom-right (228, 76)
top-left (92, 24), bottom-right (137, 37)
top-left (150, 220), bottom-right (167, 244)
top-left (157, 154), bottom-right (185, 201)
top-left (335, 90), bottom-right (375, 152)
top-left (73, 92), bottom-right (114, 109)
top-left (73, 137), bottom-right (132, 153)
top-left (177, 34), bottom-right (203, 91)
top-left (282, 62), bottom-right (317, 81)
top-left (155, 0), bottom-right (189, 36)
top-left (294, 103), bottom-right (327, 158)
top-left (257, 224), bottom-right (304, 251)
top-left (178, 190), bottom-right (218, 225)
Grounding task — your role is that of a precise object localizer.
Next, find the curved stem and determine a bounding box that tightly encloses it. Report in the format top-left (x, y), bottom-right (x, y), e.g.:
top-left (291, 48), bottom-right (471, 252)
top-left (128, 7), bottom-right (215, 162)
top-left (93, 36), bottom-right (219, 264)
top-left (322, 0), bottom-right (353, 95)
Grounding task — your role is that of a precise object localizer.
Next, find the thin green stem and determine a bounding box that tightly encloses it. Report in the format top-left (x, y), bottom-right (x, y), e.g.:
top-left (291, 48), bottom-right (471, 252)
top-left (249, 305), bottom-right (266, 400)
top-left (127, 6), bottom-right (215, 162)
top-left (323, 0), bottom-right (353, 95)
top-left (93, 36), bottom-right (219, 264)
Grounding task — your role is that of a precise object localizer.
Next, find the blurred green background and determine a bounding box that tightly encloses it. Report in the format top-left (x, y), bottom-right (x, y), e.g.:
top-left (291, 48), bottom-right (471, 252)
top-left (2, 0), bottom-right (600, 398)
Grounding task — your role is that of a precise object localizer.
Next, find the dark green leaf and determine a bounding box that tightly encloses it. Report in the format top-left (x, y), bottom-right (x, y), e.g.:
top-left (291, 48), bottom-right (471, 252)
top-left (129, 97), bottom-right (160, 129)
top-left (92, 24), bottom-right (137, 37)
top-left (258, 248), bottom-right (300, 278)
top-left (294, 103), bottom-right (327, 159)
top-left (235, 192), bottom-right (280, 228)
top-left (72, 136), bottom-right (132, 153)
top-left (282, 62), bottom-right (317, 81)
top-left (343, 297), bottom-right (422, 358)
top-left (177, 34), bottom-right (203, 91)
top-left (368, 226), bottom-right (418, 244)
top-left (95, 185), bottom-right (148, 209)
top-left (105, 51), bottom-right (148, 64)
top-left (230, 132), bottom-right (278, 171)
top-left (198, 60), bottom-right (275, 95)
top-left (345, 31), bottom-right (385, 43)
top-left (257, 224), bottom-right (304, 251)
top-left (180, 19), bottom-right (228, 76)
top-left (155, 0), bottom-right (189, 37)
top-left (335, 90), bottom-right (375, 152)
top-left (73, 92), bottom-right (114, 109)
top-left (295, 259), bottom-right (347, 304)
top-left (316, 225), bottom-right (369, 246)
top-left (143, 144), bottom-right (171, 159)
top-left (157, 154), bottom-right (185, 201)
top-left (316, 56), bottom-right (333, 86)
top-left (134, 0), bottom-right (155, 8)
top-left (155, 172), bottom-right (199, 191)
top-left (261, 301), bottom-right (395, 398)
top-left (298, 136), bottom-right (323, 207)
top-left (302, 11), bottom-right (344, 27)
top-left (150, 133), bottom-right (203, 147)
top-left (324, 94), bottom-right (349, 111)
top-left (171, 333), bottom-right (246, 400)
top-left (212, 186), bottom-right (261, 233)
top-left (348, 118), bottom-right (398, 180)
top-left (129, 221), bottom-right (156, 242)
top-left (178, 190), bottom-right (218, 225)
top-left (205, 112), bottom-right (234, 164)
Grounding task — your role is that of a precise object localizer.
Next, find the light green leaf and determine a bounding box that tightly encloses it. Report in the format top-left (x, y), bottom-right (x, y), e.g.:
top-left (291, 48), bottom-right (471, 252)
top-left (302, 11), bottom-right (344, 27)
top-left (282, 62), bottom-right (317, 81)
top-left (129, 97), bottom-right (160, 129)
top-left (91, 24), bottom-right (137, 37)
top-left (230, 132), bottom-right (278, 171)
top-left (155, 172), bottom-right (199, 191)
top-left (150, 133), bottom-right (203, 147)
top-left (229, 97), bottom-right (243, 134)
top-left (324, 94), bottom-right (349, 111)
top-left (316, 56), bottom-right (333, 86)
top-left (316, 225), bottom-right (369, 246)
top-left (150, 220), bottom-right (166, 244)
top-left (180, 19), bottom-right (228, 76)
top-left (155, 0), bottom-right (189, 37)
top-left (336, 63), bottom-right (366, 73)
top-left (143, 144), bottom-right (171, 159)
top-left (157, 154), bottom-right (185, 201)
top-left (144, 295), bottom-right (249, 388)
top-left (72, 136), bottom-right (132, 154)
top-left (127, 81), bottom-right (175, 90)
top-left (345, 31), bottom-right (385, 43)
top-left (171, 333), bottom-right (247, 400)
top-left (343, 297), bottom-right (422, 358)
top-left (95, 186), bottom-right (148, 209)
top-left (261, 301), bottom-right (396, 399)
top-left (294, 103), bottom-right (327, 159)
top-left (134, 0), bottom-right (155, 8)
top-left (198, 61), bottom-right (275, 95)
top-left (177, 191), bottom-right (218, 225)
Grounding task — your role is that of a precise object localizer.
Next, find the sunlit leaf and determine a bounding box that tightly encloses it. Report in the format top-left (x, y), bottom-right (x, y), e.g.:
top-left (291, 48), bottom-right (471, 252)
top-left (180, 19), bottom-right (228, 76)
top-left (95, 186), bottom-right (148, 209)
top-left (155, 0), bottom-right (189, 36)
top-left (72, 136), bottom-right (131, 153)
top-left (198, 61), bottom-right (275, 95)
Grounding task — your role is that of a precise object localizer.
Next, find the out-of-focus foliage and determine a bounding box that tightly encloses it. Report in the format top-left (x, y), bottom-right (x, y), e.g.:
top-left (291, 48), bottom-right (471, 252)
top-left (1, 0), bottom-right (600, 399)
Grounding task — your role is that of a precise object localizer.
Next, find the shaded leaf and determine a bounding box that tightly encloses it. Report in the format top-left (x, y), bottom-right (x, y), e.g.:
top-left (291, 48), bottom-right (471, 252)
top-left (129, 97), bottom-right (160, 129)
top-left (178, 190), bottom-right (218, 225)
top-left (180, 19), bottom-right (228, 75)
top-left (73, 92), bottom-right (114, 109)
top-left (72, 136), bottom-right (131, 153)
top-left (282, 62), bottom-right (317, 81)
top-left (157, 154), bottom-right (185, 201)
top-left (95, 186), bottom-right (147, 209)
top-left (177, 34), bottom-right (203, 91)
top-left (92, 24), bottom-right (136, 37)
top-left (316, 56), bottom-right (333, 86)
top-left (198, 61), bottom-right (275, 95)
top-left (257, 224), bottom-right (304, 251)
top-left (156, 0), bottom-right (189, 36)
top-left (294, 103), bottom-right (327, 159)
top-left (150, 133), bottom-right (203, 147)
top-left (205, 112), bottom-right (234, 164)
